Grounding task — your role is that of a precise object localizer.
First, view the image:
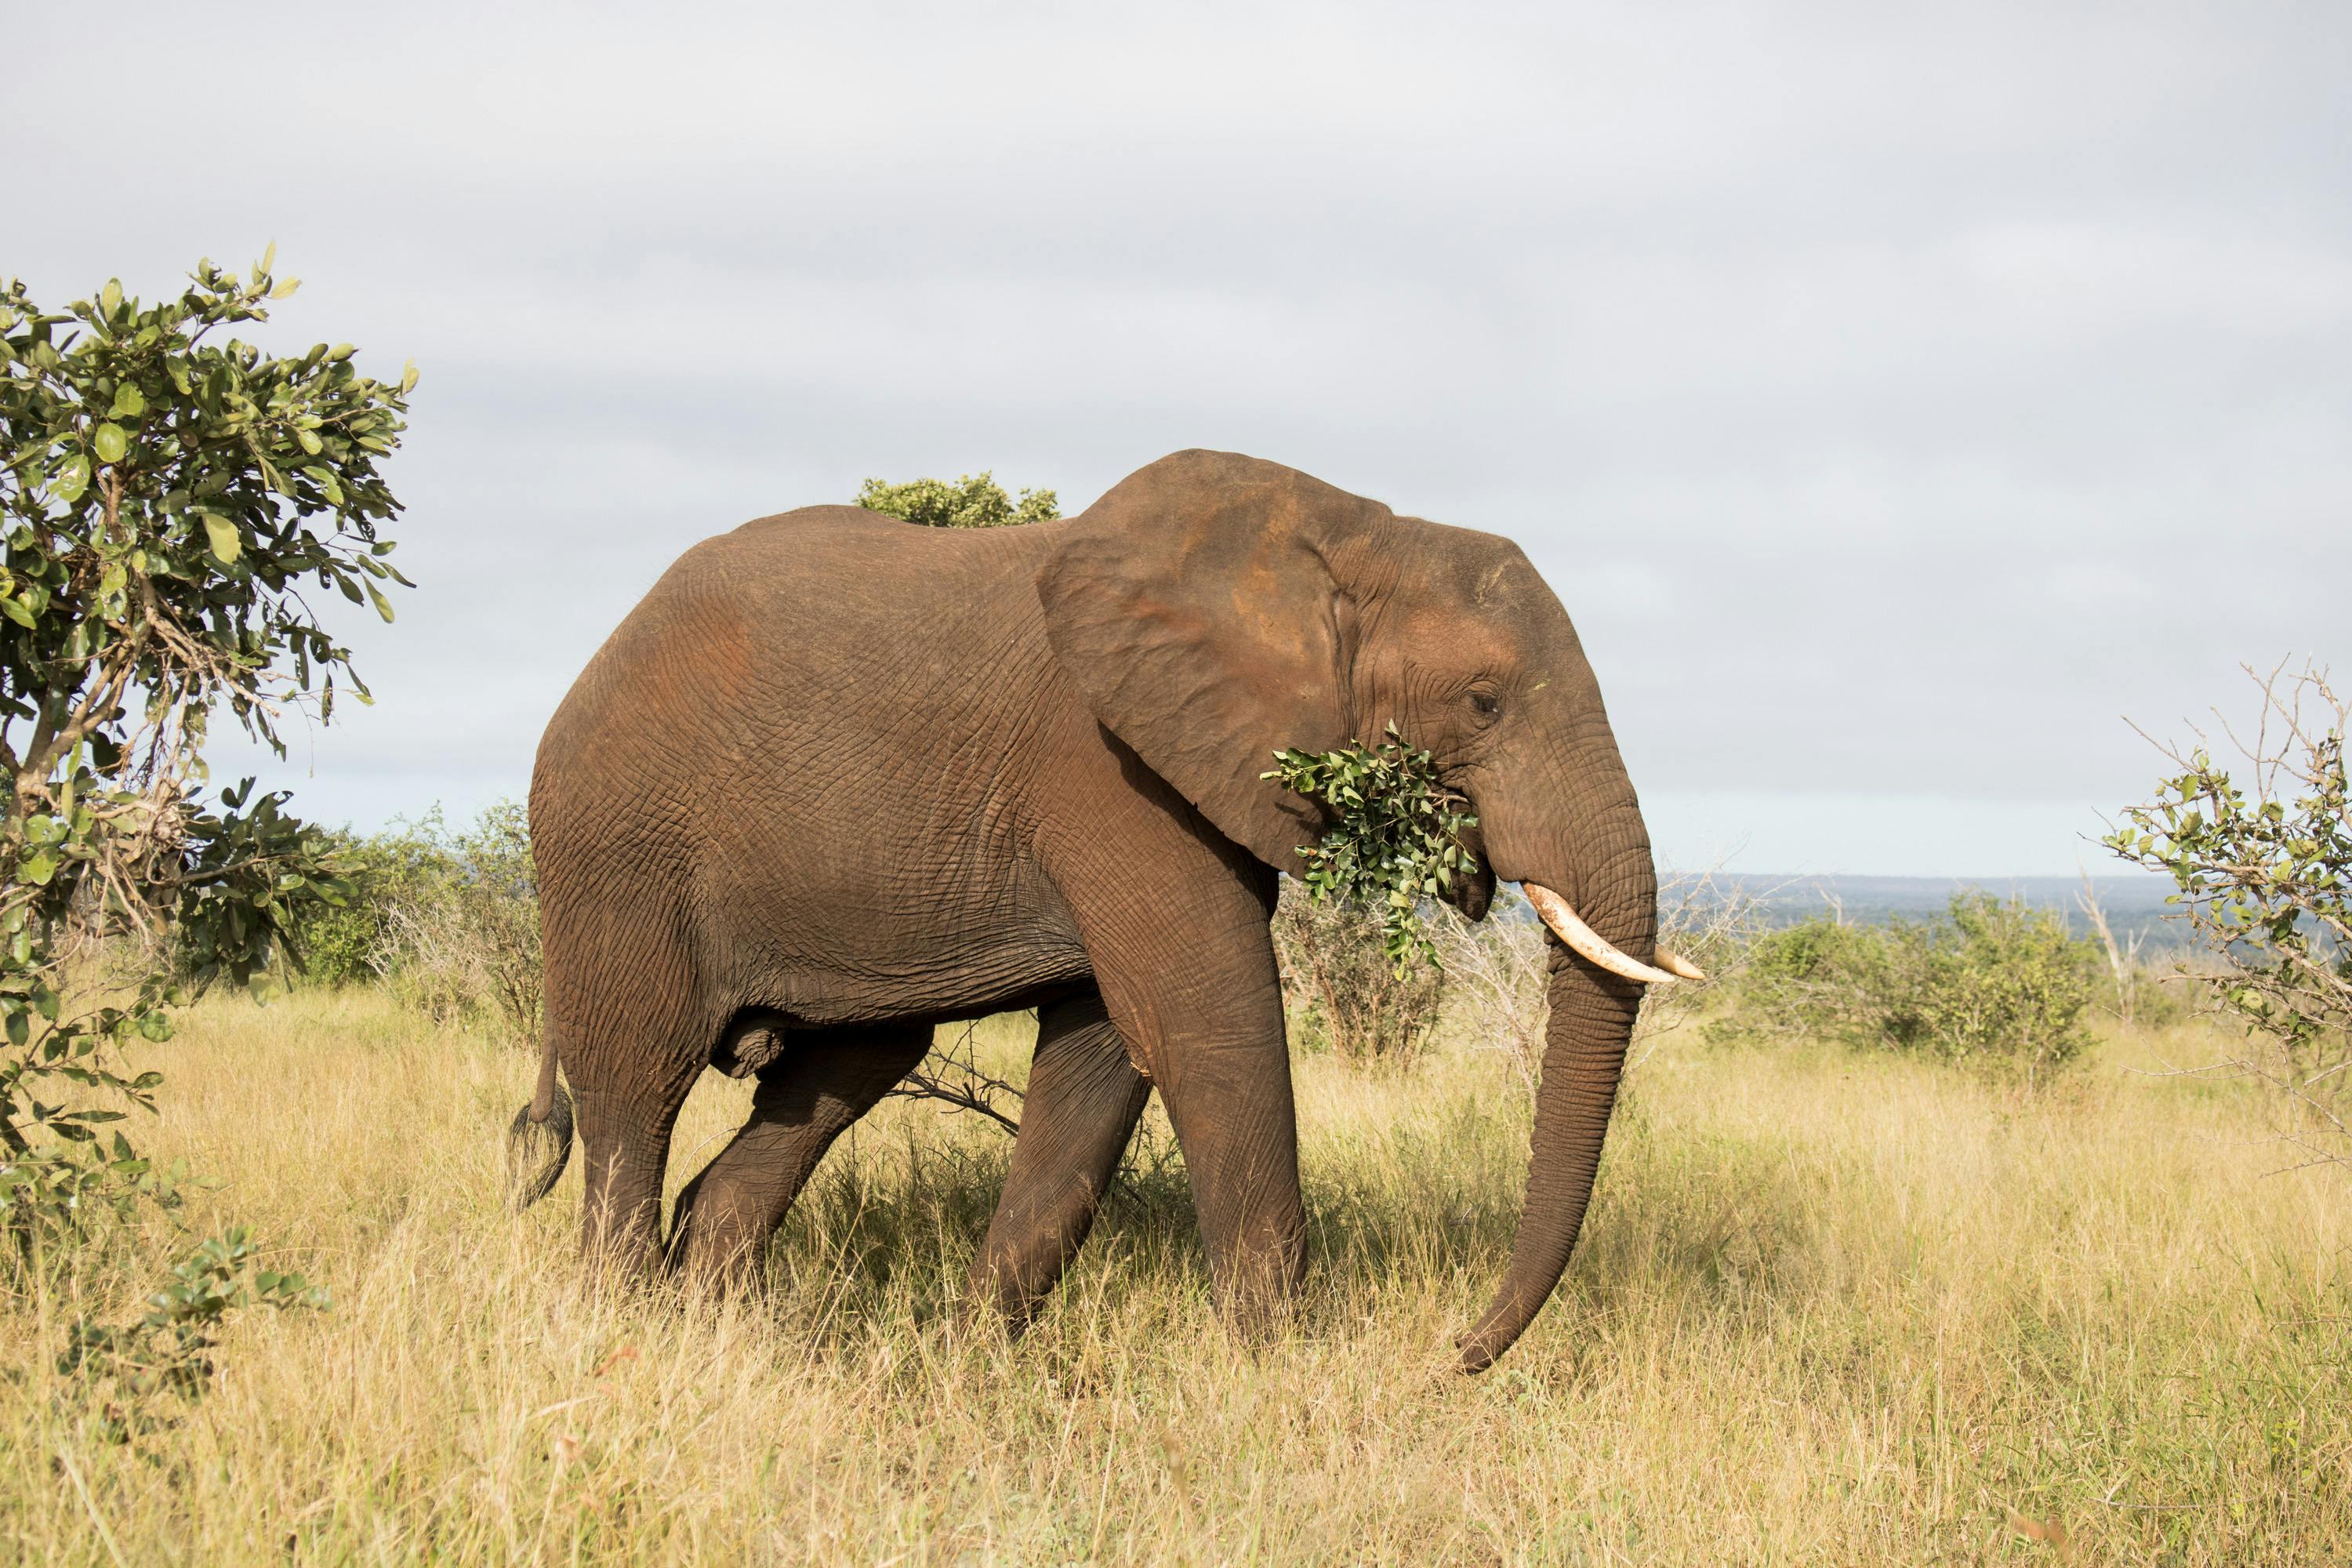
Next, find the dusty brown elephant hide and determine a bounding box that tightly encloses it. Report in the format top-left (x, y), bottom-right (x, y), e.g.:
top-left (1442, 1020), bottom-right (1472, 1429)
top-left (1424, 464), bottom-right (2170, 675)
top-left (510, 448), bottom-right (1665, 1371)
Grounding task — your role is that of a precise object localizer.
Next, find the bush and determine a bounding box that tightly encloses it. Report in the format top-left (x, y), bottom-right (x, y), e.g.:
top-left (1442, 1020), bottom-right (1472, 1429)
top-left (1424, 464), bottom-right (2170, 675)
top-left (372, 804), bottom-right (541, 1038)
top-left (855, 472), bottom-right (1058, 529)
top-left (1727, 892), bottom-right (2096, 1079)
top-left (1272, 881), bottom-right (1444, 1066)
top-left (274, 820), bottom-right (451, 988)
top-left (2109, 661), bottom-right (2350, 1167)
top-left (280, 804), bottom-right (542, 1037)
top-left (60, 1227), bottom-right (328, 1446)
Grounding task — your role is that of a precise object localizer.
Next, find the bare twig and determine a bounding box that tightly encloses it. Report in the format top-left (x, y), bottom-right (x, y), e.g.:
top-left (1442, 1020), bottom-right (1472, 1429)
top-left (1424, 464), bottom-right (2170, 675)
top-left (884, 1019), bottom-right (1025, 1136)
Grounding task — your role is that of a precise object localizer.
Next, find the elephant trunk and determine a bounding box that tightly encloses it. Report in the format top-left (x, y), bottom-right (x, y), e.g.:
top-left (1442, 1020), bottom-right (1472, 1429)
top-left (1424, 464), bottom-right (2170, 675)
top-left (1459, 808), bottom-right (1655, 1374)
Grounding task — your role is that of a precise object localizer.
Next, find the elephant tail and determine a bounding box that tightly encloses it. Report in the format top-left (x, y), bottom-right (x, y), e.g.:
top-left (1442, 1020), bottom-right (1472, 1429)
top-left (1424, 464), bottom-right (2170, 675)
top-left (506, 1031), bottom-right (575, 1211)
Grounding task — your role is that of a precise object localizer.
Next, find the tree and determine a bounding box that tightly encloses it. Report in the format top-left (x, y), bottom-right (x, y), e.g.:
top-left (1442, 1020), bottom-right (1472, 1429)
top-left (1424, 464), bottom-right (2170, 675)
top-left (855, 472), bottom-right (1058, 528)
top-left (2108, 661), bottom-right (2350, 1167)
top-left (0, 251), bottom-right (411, 1250)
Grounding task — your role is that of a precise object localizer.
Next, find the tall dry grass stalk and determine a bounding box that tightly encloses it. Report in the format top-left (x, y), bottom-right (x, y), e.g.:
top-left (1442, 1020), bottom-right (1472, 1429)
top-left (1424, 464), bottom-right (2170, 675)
top-left (2, 989), bottom-right (2345, 1563)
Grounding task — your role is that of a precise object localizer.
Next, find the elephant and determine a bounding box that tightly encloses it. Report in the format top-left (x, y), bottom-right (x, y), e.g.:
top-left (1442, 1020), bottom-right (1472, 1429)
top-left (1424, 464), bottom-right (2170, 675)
top-left (506, 448), bottom-right (1695, 1372)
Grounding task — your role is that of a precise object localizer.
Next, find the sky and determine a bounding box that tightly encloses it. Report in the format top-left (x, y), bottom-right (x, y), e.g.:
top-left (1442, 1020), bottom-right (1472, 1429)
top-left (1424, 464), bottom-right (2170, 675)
top-left (9, 1), bottom-right (2348, 876)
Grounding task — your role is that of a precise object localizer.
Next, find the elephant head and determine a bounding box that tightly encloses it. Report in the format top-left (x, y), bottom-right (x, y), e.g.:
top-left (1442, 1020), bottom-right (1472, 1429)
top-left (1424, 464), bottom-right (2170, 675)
top-left (1037, 448), bottom-right (1696, 1371)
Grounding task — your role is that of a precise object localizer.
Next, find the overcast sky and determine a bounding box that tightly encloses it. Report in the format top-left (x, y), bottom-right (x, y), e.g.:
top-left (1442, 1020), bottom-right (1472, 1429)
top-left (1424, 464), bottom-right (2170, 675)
top-left (12, 2), bottom-right (2347, 875)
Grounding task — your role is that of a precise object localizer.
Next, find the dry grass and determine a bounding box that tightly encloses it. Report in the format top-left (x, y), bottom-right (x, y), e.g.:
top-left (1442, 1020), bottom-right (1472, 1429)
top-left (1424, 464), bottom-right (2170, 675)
top-left (2, 990), bottom-right (2347, 1564)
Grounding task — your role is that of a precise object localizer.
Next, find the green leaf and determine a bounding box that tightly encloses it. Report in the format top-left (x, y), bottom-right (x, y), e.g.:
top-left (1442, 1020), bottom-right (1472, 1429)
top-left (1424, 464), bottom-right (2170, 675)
top-left (365, 582), bottom-right (394, 623)
top-left (52, 453), bottom-right (91, 504)
top-left (93, 423), bottom-right (128, 463)
top-left (110, 383), bottom-right (147, 419)
top-left (201, 515), bottom-right (241, 564)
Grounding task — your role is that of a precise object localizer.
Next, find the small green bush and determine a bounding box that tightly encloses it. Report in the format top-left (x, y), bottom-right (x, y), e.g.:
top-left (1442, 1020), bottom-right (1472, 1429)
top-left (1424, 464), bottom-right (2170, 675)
top-left (1727, 892), bottom-right (2096, 1078)
top-left (281, 820), bottom-right (461, 987)
top-left (60, 1227), bottom-right (328, 1444)
top-left (376, 803), bottom-right (540, 1037)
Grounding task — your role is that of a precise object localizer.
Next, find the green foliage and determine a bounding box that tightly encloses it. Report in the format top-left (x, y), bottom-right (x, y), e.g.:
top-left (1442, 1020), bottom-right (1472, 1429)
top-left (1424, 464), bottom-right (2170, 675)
top-left (0, 252), bottom-right (408, 1253)
top-left (1728, 892), bottom-right (2096, 1077)
top-left (1271, 881), bottom-right (1444, 1065)
top-left (855, 472), bottom-right (1059, 529)
top-left (59, 1226), bottom-right (328, 1442)
top-left (378, 801), bottom-right (540, 1036)
top-left (1263, 724), bottom-right (1479, 972)
top-left (2107, 674), bottom-right (2350, 1067)
top-left (2107, 665), bottom-right (2350, 1169)
top-left (281, 822), bottom-right (444, 988)
top-left (288, 803), bottom-right (543, 1034)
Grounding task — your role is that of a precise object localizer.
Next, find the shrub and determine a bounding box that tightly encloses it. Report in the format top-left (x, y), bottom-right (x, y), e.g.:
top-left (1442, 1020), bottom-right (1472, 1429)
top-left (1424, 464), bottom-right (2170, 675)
top-left (2109, 660), bottom-right (2350, 1166)
top-left (60, 1227), bottom-right (328, 1444)
top-left (855, 472), bottom-right (1058, 528)
top-left (1272, 880), bottom-right (1444, 1065)
top-left (1430, 892), bottom-right (1549, 1091)
top-left (267, 819), bottom-right (446, 987)
top-left (1728, 892), bottom-right (2096, 1079)
top-left (371, 803), bottom-right (542, 1038)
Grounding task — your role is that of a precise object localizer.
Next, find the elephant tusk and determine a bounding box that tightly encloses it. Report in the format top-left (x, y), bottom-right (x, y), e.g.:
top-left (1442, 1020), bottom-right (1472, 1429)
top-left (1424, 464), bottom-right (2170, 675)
top-left (1521, 884), bottom-right (1683, 986)
top-left (1656, 946), bottom-right (1708, 982)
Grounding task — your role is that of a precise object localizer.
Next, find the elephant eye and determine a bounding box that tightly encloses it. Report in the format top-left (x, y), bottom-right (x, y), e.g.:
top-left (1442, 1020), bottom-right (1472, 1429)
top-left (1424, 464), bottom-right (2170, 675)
top-left (1469, 690), bottom-right (1501, 720)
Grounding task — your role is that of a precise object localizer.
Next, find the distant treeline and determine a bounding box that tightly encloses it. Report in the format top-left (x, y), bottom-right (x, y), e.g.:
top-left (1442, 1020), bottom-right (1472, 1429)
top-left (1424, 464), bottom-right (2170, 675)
top-left (1687, 873), bottom-right (2187, 947)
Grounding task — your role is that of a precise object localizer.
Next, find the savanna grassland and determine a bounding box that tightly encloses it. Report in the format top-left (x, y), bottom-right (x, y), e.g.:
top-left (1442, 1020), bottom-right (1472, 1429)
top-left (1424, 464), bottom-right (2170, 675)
top-left (2, 992), bottom-right (2345, 1565)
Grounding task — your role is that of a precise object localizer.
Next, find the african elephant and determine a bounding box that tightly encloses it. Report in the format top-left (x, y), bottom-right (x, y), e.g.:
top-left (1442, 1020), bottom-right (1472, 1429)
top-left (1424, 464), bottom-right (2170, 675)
top-left (507, 449), bottom-right (1693, 1371)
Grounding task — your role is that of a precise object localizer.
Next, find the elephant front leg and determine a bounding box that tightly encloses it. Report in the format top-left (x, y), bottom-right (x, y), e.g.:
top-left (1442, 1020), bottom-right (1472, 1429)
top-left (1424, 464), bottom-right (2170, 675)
top-left (1140, 1022), bottom-right (1308, 1337)
top-left (1086, 938), bottom-right (1305, 1337)
top-left (1053, 818), bottom-right (1304, 1338)
top-left (968, 992), bottom-right (1152, 1324)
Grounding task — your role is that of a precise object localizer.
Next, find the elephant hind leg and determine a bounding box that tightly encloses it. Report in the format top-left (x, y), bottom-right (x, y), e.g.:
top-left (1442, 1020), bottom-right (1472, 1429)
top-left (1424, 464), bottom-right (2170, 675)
top-left (968, 992), bottom-right (1152, 1326)
top-left (575, 1058), bottom-right (698, 1282)
top-left (666, 1021), bottom-right (931, 1290)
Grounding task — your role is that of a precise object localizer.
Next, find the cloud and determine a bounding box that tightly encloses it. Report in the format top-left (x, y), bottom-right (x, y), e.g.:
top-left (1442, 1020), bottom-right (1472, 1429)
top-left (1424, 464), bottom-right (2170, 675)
top-left (13, 0), bottom-right (2349, 873)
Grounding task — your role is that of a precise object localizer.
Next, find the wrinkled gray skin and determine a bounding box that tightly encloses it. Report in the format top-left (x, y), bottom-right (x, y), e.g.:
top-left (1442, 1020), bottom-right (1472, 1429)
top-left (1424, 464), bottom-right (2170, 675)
top-left (512, 449), bottom-right (1658, 1371)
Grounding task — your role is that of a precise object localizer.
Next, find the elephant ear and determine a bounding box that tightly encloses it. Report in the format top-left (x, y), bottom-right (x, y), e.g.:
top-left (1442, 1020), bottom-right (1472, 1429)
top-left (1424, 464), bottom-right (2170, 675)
top-left (1036, 449), bottom-right (1381, 870)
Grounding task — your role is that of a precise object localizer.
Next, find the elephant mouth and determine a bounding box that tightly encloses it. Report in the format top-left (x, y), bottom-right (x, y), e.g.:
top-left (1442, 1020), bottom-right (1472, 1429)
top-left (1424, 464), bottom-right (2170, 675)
top-left (1442, 860), bottom-right (1496, 920)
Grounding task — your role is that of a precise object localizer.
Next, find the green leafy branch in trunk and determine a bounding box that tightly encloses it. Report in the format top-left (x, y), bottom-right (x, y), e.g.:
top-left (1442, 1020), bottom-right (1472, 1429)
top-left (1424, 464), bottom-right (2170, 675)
top-left (0, 252), bottom-right (411, 1256)
top-left (1265, 724), bottom-right (1479, 974)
